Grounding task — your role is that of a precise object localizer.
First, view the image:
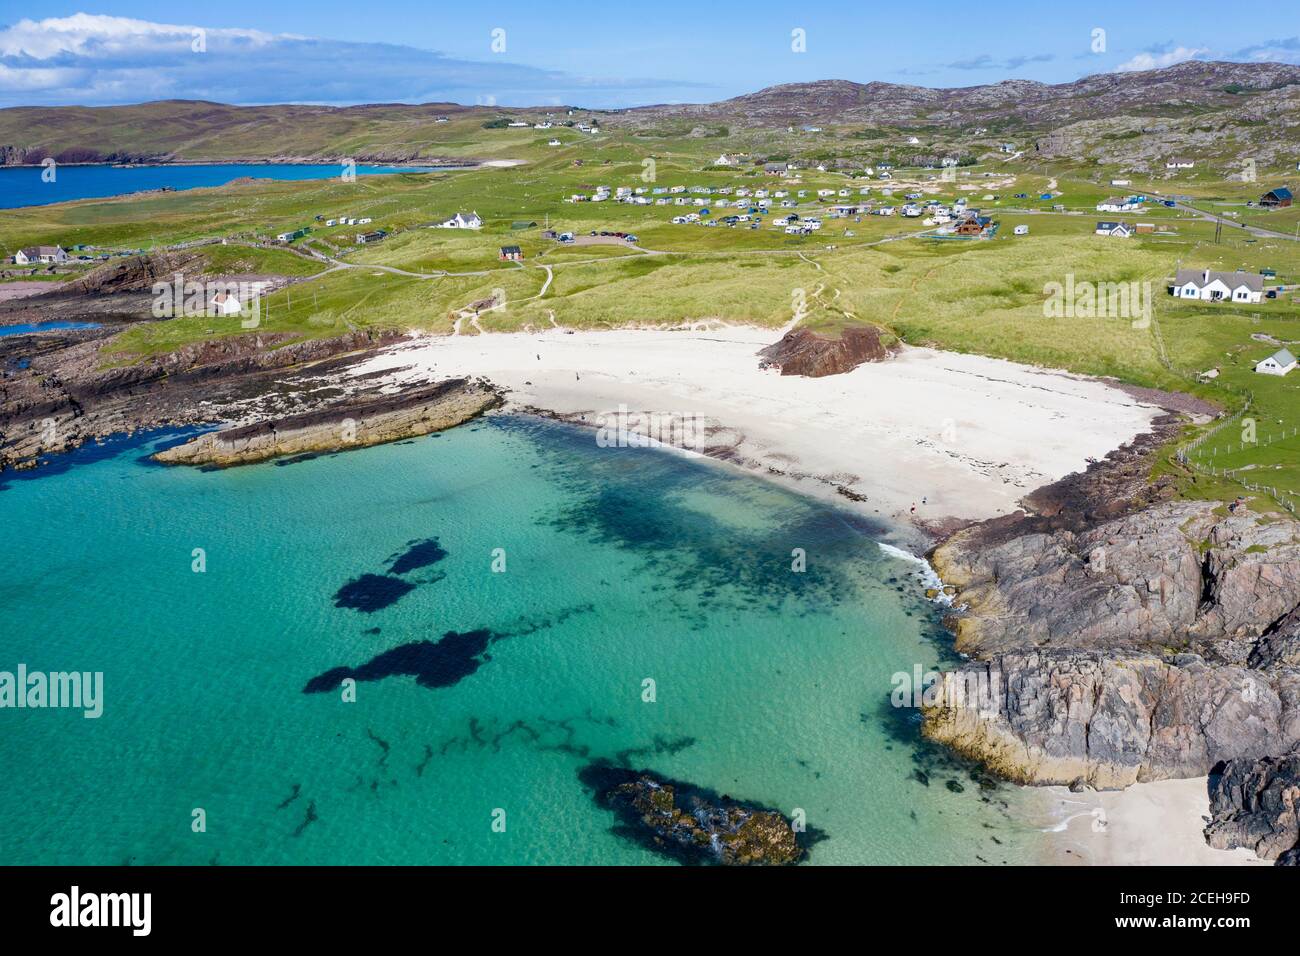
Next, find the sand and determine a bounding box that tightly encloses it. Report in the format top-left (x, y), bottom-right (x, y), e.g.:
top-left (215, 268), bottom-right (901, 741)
top-left (1033, 778), bottom-right (1266, 866)
top-left (350, 325), bottom-right (1162, 548)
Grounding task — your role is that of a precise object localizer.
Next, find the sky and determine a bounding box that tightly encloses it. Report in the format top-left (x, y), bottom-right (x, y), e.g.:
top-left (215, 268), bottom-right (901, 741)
top-left (1, 2), bottom-right (1298, 108)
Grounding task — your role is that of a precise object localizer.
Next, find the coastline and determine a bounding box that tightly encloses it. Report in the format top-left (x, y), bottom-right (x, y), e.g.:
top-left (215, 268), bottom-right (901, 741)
top-left (346, 324), bottom-right (1274, 865)
top-left (349, 325), bottom-right (1163, 551)
top-left (0, 158), bottom-right (516, 170)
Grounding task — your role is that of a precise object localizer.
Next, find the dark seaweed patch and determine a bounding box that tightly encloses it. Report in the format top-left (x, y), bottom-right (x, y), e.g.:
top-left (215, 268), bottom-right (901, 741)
top-left (387, 537), bottom-right (448, 575)
top-left (291, 800), bottom-right (318, 838)
top-left (303, 629), bottom-right (495, 693)
top-left (332, 573), bottom-right (415, 613)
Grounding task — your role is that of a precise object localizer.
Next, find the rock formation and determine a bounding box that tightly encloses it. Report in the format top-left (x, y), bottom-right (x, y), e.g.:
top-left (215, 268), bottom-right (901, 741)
top-left (758, 325), bottom-right (896, 377)
top-left (1205, 747), bottom-right (1300, 863)
top-left (922, 419), bottom-right (1300, 789)
top-left (583, 765), bottom-right (805, 865)
top-left (153, 380), bottom-right (502, 467)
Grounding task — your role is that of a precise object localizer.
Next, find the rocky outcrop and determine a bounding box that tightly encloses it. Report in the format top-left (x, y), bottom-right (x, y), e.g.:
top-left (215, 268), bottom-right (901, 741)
top-left (1, 328), bottom-right (412, 470)
top-left (921, 418), bottom-right (1300, 787)
top-left (925, 650), bottom-right (1300, 788)
top-left (1205, 748), bottom-right (1300, 863)
top-left (932, 499), bottom-right (1300, 658)
top-left (153, 380), bottom-right (502, 467)
top-left (581, 765), bottom-right (806, 865)
top-left (758, 325), bottom-right (896, 377)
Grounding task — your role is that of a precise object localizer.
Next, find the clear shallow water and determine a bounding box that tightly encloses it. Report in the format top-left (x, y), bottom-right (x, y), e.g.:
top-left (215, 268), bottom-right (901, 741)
top-left (0, 163), bottom-right (443, 209)
top-left (0, 322), bottom-right (101, 337)
top-left (0, 416), bottom-right (1045, 865)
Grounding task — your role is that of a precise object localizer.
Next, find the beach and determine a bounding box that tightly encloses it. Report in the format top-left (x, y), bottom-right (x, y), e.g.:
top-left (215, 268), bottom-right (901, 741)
top-left (351, 325), bottom-right (1164, 547)
top-left (1035, 778), bottom-right (1266, 866)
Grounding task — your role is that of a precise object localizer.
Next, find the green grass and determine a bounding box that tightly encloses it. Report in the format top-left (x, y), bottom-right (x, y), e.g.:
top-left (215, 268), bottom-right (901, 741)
top-left (12, 129), bottom-right (1300, 510)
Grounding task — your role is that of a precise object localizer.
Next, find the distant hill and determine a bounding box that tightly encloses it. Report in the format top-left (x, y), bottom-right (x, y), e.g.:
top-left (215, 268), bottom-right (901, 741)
top-left (625, 61), bottom-right (1300, 128)
top-left (2, 60), bottom-right (1298, 169)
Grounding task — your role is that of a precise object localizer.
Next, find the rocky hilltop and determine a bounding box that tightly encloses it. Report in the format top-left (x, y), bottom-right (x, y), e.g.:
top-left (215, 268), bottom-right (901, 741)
top-left (922, 417), bottom-right (1300, 799)
top-left (624, 61), bottom-right (1300, 132)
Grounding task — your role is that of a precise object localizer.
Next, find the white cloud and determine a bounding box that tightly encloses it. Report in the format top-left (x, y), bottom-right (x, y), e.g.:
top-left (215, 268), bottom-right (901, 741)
top-left (1114, 46), bottom-right (1210, 73)
top-left (0, 13), bottom-right (705, 107)
top-left (0, 13), bottom-right (277, 59)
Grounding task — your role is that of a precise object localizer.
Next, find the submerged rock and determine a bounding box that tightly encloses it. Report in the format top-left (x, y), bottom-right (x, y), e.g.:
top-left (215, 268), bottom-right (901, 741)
top-left (581, 765), bottom-right (806, 865)
top-left (1205, 747), bottom-right (1300, 863)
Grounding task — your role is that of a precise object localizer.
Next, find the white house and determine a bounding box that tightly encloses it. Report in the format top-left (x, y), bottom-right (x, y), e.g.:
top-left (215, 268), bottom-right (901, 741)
top-left (210, 292), bottom-right (243, 316)
top-left (1097, 197), bottom-right (1141, 213)
top-left (437, 212), bottom-right (483, 230)
top-left (1255, 348), bottom-right (1297, 376)
top-left (1095, 221), bottom-right (1133, 238)
top-left (14, 245), bottom-right (68, 265)
top-left (1166, 158), bottom-right (1195, 170)
top-left (1172, 268), bottom-right (1264, 303)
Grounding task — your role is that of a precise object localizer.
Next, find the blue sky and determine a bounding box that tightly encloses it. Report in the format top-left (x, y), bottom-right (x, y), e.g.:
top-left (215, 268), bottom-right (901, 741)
top-left (2, 2), bottom-right (1298, 108)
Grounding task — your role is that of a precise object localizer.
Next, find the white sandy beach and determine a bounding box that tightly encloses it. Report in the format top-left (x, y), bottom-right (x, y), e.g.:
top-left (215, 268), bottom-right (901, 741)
top-left (1034, 778), bottom-right (1266, 866)
top-left (351, 325), bottom-right (1162, 546)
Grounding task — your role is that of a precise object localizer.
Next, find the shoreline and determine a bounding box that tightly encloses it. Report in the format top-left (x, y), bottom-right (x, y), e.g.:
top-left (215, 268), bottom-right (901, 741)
top-left (1031, 778), bottom-right (1266, 866)
top-left (349, 325), bottom-right (1164, 552)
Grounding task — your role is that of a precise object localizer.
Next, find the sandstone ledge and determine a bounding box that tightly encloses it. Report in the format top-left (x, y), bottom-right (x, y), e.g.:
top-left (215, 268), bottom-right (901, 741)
top-left (152, 380), bottom-right (502, 467)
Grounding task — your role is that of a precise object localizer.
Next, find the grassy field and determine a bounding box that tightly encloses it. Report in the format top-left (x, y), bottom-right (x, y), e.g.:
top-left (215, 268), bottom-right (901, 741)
top-left (8, 126), bottom-right (1300, 509)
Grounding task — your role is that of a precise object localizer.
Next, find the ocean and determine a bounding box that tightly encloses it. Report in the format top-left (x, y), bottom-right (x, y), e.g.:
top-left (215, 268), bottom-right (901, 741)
top-left (0, 163), bottom-right (445, 209)
top-left (0, 415), bottom-right (1045, 864)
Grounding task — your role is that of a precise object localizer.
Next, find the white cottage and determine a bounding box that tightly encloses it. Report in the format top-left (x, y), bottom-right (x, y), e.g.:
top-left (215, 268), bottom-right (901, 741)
top-left (14, 245), bottom-right (69, 265)
top-left (1172, 268), bottom-right (1264, 304)
top-left (1255, 348), bottom-right (1296, 376)
top-left (437, 212), bottom-right (483, 230)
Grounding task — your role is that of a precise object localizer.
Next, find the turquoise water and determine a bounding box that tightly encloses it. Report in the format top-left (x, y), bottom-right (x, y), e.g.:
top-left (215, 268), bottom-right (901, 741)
top-left (0, 164), bottom-right (444, 209)
top-left (0, 322), bottom-right (101, 337)
top-left (0, 416), bottom-right (1043, 865)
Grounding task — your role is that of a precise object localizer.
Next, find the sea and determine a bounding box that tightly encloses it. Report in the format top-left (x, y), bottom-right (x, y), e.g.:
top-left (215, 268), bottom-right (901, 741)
top-left (0, 414), bottom-right (1051, 865)
top-left (0, 163), bottom-right (444, 210)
